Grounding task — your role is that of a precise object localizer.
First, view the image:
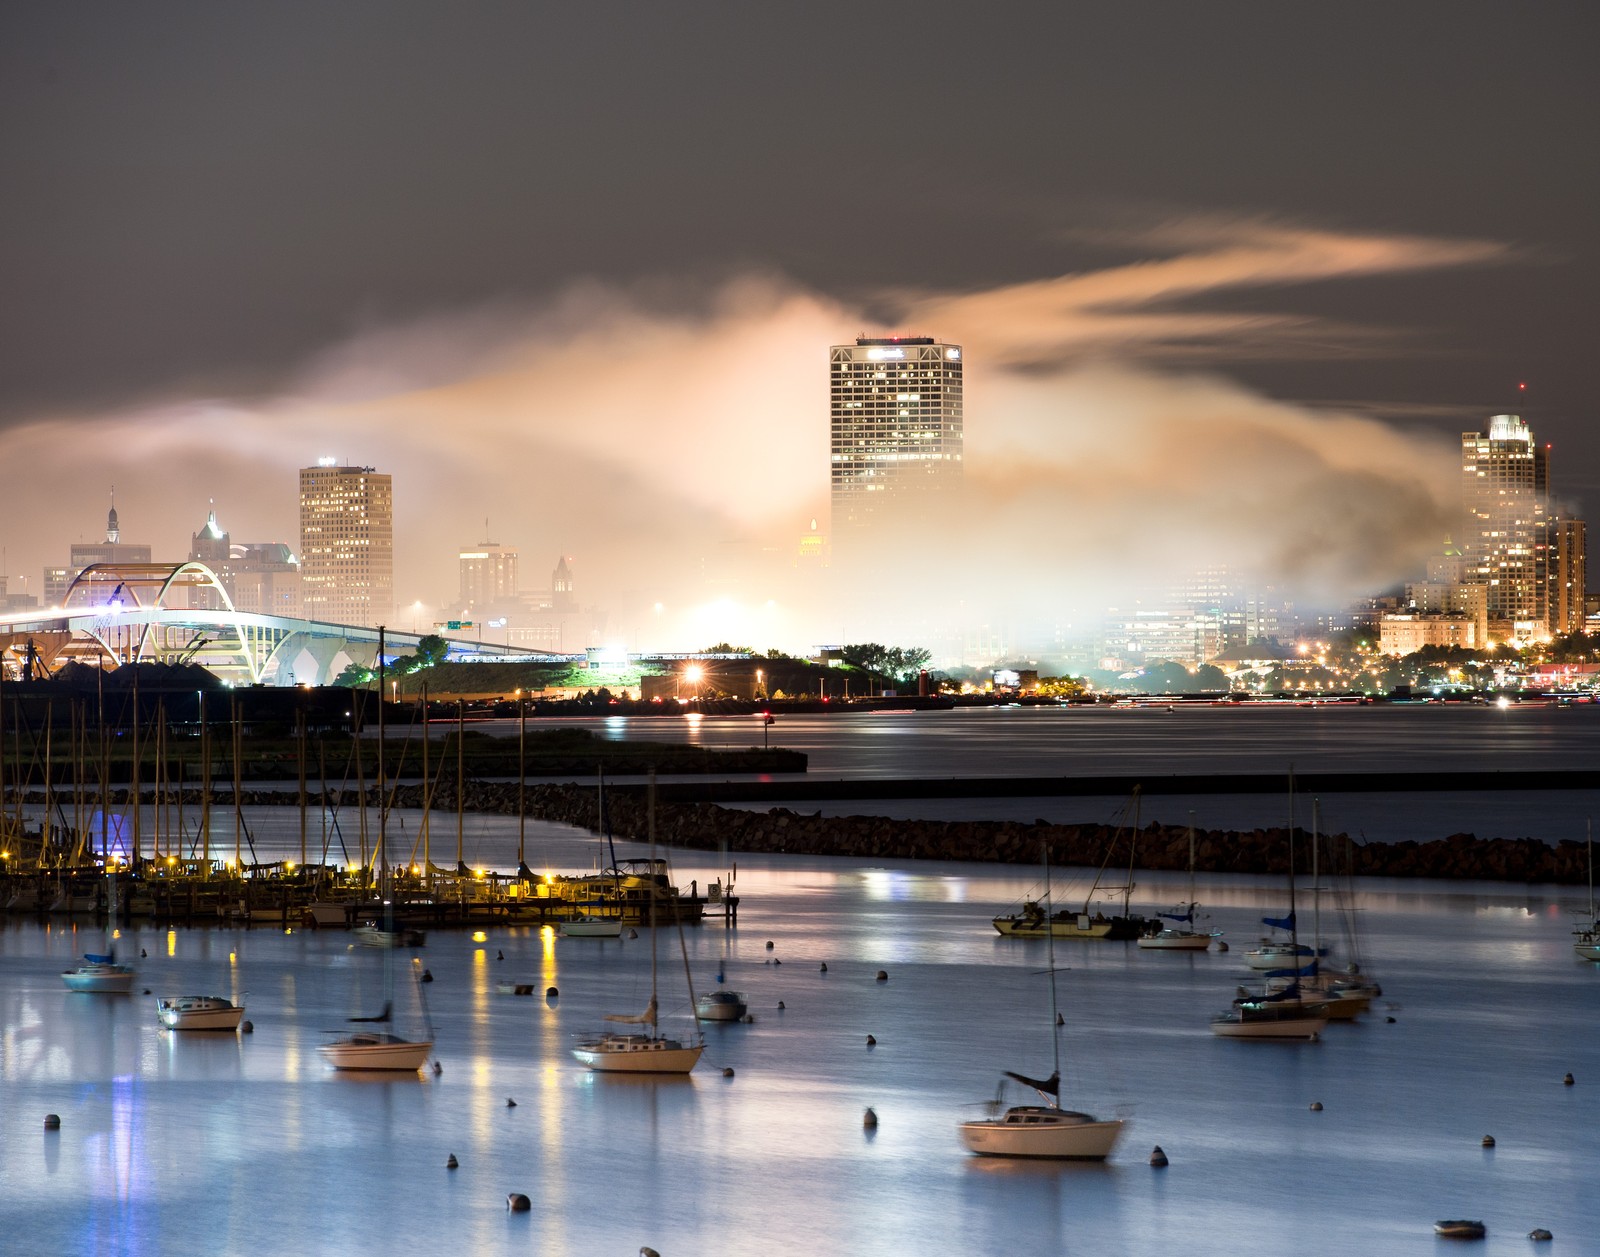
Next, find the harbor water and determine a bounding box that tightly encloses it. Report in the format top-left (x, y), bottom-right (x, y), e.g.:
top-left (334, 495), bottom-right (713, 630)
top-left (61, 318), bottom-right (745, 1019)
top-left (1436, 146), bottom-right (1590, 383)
top-left (2, 809), bottom-right (1596, 1256)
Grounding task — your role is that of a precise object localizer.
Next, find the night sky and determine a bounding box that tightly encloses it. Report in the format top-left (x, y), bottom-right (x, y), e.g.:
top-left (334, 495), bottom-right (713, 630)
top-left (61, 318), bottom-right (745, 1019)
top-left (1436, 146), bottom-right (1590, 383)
top-left (2, 4), bottom-right (1595, 646)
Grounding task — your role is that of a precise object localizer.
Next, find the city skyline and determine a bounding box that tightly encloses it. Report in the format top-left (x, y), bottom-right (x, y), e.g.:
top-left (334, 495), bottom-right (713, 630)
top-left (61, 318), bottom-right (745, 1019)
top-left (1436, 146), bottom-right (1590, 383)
top-left (0, 6), bottom-right (1594, 658)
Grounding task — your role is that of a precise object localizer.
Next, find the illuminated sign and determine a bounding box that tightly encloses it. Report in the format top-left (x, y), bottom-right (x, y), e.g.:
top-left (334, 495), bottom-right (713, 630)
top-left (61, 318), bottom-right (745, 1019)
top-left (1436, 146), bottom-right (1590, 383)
top-left (866, 347), bottom-right (905, 360)
top-left (317, 456), bottom-right (338, 466)
top-left (946, 348), bottom-right (960, 360)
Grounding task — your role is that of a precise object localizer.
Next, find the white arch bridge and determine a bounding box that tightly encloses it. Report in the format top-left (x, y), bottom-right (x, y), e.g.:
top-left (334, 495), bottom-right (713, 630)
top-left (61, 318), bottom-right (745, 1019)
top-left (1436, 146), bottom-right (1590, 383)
top-left (0, 562), bottom-right (548, 686)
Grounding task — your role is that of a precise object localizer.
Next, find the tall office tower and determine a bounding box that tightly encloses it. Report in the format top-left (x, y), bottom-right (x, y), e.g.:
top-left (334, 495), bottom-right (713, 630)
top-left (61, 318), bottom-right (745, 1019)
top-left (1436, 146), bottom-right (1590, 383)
top-left (298, 462), bottom-right (393, 626)
top-left (1461, 414), bottom-right (1549, 639)
top-left (188, 503), bottom-right (232, 609)
top-left (829, 336), bottom-right (963, 537)
top-left (459, 540), bottom-right (518, 615)
top-left (1551, 515), bottom-right (1587, 636)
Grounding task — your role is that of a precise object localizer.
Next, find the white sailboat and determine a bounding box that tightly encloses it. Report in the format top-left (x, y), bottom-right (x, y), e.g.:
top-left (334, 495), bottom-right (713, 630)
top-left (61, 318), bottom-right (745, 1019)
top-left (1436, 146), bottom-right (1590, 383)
top-left (157, 994), bottom-right (246, 1031)
top-left (62, 854), bottom-right (134, 994)
top-left (960, 846), bottom-right (1125, 1160)
top-left (320, 632), bottom-right (435, 1073)
top-left (573, 773), bottom-right (704, 1074)
top-left (1138, 815), bottom-right (1220, 951)
top-left (1212, 782), bottom-right (1327, 1041)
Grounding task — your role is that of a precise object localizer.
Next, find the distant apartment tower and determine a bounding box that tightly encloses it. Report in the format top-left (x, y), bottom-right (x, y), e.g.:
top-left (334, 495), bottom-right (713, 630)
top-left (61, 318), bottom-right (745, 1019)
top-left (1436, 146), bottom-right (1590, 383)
top-left (830, 336), bottom-right (963, 535)
top-left (298, 462), bottom-right (393, 626)
top-left (1461, 415), bottom-right (1549, 638)
top-left (459, 540), bottom-right (518, 615)
top-left (1551, 515), bottom-right (1587, 636)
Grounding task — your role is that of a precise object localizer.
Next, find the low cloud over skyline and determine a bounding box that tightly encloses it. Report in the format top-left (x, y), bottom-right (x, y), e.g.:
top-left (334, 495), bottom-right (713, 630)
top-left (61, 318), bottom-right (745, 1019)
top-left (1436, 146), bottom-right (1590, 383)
top-left (0, 221), bottom-right (1496, 655)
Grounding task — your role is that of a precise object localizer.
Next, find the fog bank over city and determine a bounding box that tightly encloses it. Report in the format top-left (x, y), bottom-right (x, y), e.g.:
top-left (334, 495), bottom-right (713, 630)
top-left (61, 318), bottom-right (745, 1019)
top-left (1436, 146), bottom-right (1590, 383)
top-left (0, 222), bottom-right (1479, 655)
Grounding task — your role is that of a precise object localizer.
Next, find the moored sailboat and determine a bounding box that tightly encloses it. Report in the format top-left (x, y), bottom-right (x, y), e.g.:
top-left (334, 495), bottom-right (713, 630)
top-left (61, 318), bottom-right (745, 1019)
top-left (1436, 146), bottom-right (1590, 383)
top-left (961, 845), bottom-right (1125, 1160)
top-left (1574, 821), bottom-right (1600, 962)
top-left (157, 994), bottom-right (245, 1031)
top-left (1138, 815), bottom-right (1220, 951)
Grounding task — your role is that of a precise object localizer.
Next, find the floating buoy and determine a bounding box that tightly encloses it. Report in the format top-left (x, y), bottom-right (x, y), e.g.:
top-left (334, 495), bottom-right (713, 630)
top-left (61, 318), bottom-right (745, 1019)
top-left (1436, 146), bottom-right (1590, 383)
top-left (1481, 1135), bottom-right (1495, 1148)
top-left (777, 1001), bottom-right (785, 1010)
top-left (432, 1061), bottom-right (443, 1075)
top-left (641, 1248), bottom-right (661, 1257)
top-left (140, 949), bottom-right (147, 958)
top-left (496, 951), bottom-right (504, 961)
top-left (142, 988), bottom-right (152, 995)
top-left (1386, 1016), bottom-right (1396, 1023)
top-left (421, 969), bottom-right (433, 983)
top-left (628, 929), bottom-right (638, 939)
top-left (506, 1098), bottom-right (517, 1108)
top-left (1434, 1220), bottom-right (1486, 1240)
top-left (819, 963), bottom-right (827, 973)
top-left (765, 940), bottom-right (774, 950)
top-left (546, 986), bottom-right (558, 998)
top-left (241, 1020), bottom-right (254, 1033)
top-left (722, 1067), bottom-right (735, 1078)
top-left (43, 1114), bottom-right (60, 1130)
top-left (446, 1154), bottom-right (458, 1169)
top-left (1214, 941), bottom-right (1229, 952)
top-left (773, 958), bottom-right (781, 966)
top-left (1055, 1013), bottom-right (1064, 1026)
top-left (1310, 1102), bottom-right (1323, 1111)
top-left (863, 1107), bottom-right (878, 1128)
top-left (1529, 1228), bottom-right (1553, 1241)
top-left (875, 970), bottom-right (888, 982)
top-left (741, 1013), bottom-right (754, 1023)
top-left (1149, 1145), bottom-right (1168, 1167)
top-left (1563, 1072), bottom-right (1575, 1086)
top-left (866, 1034), bottom-right (877, 1046)
top-left (507, 1193), bottom-right (531, 1212)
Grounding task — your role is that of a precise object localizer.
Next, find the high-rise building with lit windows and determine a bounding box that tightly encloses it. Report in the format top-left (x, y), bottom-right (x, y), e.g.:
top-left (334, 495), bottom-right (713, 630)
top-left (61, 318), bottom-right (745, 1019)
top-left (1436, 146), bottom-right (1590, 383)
top-left (1460, 414), bottom-right (1549, 638)
top-left (459, 540), bottom-right (518, 615)
top-left (829, 336), bottom-right (963, 536)
top-left (298, 461), bottom-right (392, 626)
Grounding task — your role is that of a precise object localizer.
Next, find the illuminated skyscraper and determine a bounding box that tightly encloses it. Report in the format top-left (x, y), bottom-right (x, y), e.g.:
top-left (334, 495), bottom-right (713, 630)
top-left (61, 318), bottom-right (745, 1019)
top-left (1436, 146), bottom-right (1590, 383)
top-left (298, 462), bottom-right (393, 626)
top-left (830, 336), bottom-right (963, 535)
top-left (459, 539), bottom-right (518, 615)
top-left (1460, 414), bottom-right (1549, 638)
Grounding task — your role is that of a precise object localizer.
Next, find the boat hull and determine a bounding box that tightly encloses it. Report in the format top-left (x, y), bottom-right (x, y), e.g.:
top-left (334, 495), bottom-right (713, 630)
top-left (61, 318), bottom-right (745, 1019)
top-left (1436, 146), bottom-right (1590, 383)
top-left (319, 1034), bottom-right (433, 1071)
top-left (572, 1034), bottom-right (704, 1074)
top-left (994, 915), bottom-right (1115, 940)
top-left (695, 991), bottom-right (748, 1021)
top-left (1137, 930), bottom-right (1214, 950)
top-left (561, 917), bottom-right (624, 938)
top-left (1210, 1012), bottom-right (1327, 1039)
top-left (1243, 945), bottom-right (1319, 971)
top-left (959, 1108), bottom-right (1124, 1160)
top-left (62, 965), bottom-right (135, 994)
top-left (157, 996), bottom-right (244, 1031)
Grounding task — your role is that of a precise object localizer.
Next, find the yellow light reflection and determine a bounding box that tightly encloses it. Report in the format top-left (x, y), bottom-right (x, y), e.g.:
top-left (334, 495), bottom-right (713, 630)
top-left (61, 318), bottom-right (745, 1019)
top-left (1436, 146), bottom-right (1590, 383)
top-left (167, 929), bottom-right (178, 958)
top-left (472, 930), bottom-right (487, 943)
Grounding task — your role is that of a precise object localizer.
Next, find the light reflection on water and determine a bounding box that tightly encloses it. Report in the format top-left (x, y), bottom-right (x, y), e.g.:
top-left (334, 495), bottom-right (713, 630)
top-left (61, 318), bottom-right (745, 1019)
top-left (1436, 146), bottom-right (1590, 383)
top-left (3, 825), bottom-right (1596, 1256)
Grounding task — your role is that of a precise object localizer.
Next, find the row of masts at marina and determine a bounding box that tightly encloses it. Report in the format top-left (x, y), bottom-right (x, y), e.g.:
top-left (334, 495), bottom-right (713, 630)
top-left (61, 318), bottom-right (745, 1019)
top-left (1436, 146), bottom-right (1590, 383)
top-left (0, 653), bottom-right (734, 931)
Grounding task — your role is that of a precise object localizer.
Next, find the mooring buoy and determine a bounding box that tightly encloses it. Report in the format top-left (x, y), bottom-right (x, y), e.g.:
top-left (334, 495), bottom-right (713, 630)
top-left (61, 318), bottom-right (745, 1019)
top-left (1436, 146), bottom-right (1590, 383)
top-left (506, 1098), bottom-right (517, 1108)
top-left (432, 1060), bottom-right (442, 1075)
top-left (241, 1020), bottom-right (254, 1033)
top-left (1149, 1145), bottom-right (1168, 1167)
top-left (1310, 1102), bottom-right (1323, 1111)
top-left (421, 969), bottom-right (433, 983)
top-left (875, 970), bottom-right (888, 982)
top-left (1529, 1229), bottom-right (1553, 1241)
top-left (546, 986), bottom-right (558, 998)
top-left (765, 940), bottom-right (775, 950)
top-left (820, 963), bottom-right (827, 973)
top-left (777, 1001), bottom-right (785, 1010)
top-left (496, 951), bottom-right (504, 961)
top-left (1481, 1135), bottom-right (1495, 1148)
top-left (1563, 1072), bottom-right (1575, 1086)
top-left (507, 1193), bottom-right (531, 1212)
top-left (446, 1154), bottom-right (458, 1169)
top-left (43, 1114), bottom-right (60, 1130)
top-left (866, 1034), bottom-right (877, 1046)
top-left (722, 1067), bottom-right (734, 1077)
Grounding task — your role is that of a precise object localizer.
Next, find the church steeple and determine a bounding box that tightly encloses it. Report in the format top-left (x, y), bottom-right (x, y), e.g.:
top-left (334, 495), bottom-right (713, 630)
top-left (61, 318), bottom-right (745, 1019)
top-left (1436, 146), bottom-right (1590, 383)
top-left (106, 487), bottom-right (120, 544)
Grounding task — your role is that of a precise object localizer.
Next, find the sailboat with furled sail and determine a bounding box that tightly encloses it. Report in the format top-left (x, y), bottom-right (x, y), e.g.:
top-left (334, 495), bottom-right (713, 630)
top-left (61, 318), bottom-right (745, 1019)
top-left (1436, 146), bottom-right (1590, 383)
top-left (572, 772), bottom-right (704, 1074)
top-left (960, 844), bottom-right (1125, 1159)
top-left (320, 631), bottom-right (434, 1072)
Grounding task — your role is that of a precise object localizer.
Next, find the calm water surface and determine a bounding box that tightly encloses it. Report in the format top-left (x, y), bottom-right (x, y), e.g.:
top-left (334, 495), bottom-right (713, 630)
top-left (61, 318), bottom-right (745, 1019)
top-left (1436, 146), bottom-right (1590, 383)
top-left (2, 815), bottom-right (1595, 1257)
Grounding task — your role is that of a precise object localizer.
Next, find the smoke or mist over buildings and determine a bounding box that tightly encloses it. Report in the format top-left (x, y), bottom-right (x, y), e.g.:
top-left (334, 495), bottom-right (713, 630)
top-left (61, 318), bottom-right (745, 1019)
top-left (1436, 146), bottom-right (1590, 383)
top-left (0, 222), bottom-right (1480, 656)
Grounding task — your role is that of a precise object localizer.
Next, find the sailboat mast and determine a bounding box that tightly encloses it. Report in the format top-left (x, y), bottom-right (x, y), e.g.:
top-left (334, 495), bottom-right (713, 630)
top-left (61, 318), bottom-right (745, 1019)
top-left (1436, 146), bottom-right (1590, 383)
top-left (648, 769), bottom-right (659, 1025)
top-left (517, 696), bottom-right (526, 870)
top-left (1312, 796), bottom-right (1321, 958)
top-left (1187, 810), bottom-right (1196, 913)
top-left (1589, 818), bottom-right (1595, 923)
top-left (376, 627), bottom-right (386, 876)
top-left (1044, 841), bottom-right (1062, 1086)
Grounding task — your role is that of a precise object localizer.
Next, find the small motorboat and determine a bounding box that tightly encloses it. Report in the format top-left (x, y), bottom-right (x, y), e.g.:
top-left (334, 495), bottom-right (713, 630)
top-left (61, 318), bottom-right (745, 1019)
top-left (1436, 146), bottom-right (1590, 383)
top-left (695, 988), bottom-right (748, 1021)
top-left (157, 994), bottom-right (246, 1031)
top-left (353, 921), bottom-right (426, 948)
top-left (1433, 1219), bottom-right (1486, 1240)
top-left (62, 953), bottom-right (136, 994)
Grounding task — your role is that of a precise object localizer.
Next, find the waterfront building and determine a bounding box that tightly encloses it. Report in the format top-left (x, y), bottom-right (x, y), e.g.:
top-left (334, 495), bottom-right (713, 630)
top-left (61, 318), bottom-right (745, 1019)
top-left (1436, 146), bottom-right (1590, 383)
top-left (459, 540), bottom-right (518, 616)
top-left (829, 335), bottom-right (963, 538)
top-left (1460, 414), bottom-right (1550, 639)
top-left (1379, 612), bottom-right (1479, 655)
top-left (1551, 514), bottom-right (1586, 636)
top-left (298, 462), bottom-right (392, 627)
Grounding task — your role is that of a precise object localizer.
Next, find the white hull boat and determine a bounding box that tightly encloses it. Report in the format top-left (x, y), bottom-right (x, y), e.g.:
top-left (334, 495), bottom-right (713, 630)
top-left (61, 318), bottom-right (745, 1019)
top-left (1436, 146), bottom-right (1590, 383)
top-left (319, 1032), bottom-right (433, 1071)
top-left (158, 995), bottom-right (245, 1031)
top-left (1243, 942), bottom-right (1319, 970)
top-left (695, 989), bottom-right (747, 1021)
top-left (571, 1032), bottom-right (704, 1074)
top-left (959, 1106), bottom-right (1124, 1160)
top-left (1211, 1001), bottom-right (1328, 1039)
top-left (561, 915), bottom-right (623, 938)
top-left (1137, 928), bottom-right (1215, 950)
top-left (353, 922), bottom-right (426, 948)
top-left (63, 955), bottom-right (136, 994)
top-left (1576, 929), bottom-right (1600, 962)
top-left (303, 901), bottom-right (351, 928)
